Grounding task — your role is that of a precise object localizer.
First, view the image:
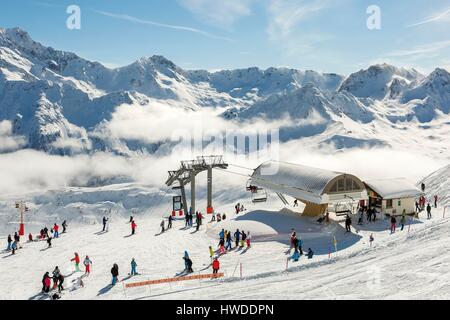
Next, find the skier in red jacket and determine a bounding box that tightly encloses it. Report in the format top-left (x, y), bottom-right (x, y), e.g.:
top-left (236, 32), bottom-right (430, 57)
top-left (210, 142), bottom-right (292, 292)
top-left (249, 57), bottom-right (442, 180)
top-left (53, 223), bottom-right (59, 238)
top-left (71, 252), bottom-right (80, 272)
top-left (131, 220), bottom-right (137, 235)
top-left (212, 257), bottom-right (220, 274)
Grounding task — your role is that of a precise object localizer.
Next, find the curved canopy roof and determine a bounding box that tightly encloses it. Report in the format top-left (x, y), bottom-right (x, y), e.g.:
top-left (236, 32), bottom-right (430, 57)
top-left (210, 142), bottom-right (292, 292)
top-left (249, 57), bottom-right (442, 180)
top-left (250, 161), bottom-right (363, 204)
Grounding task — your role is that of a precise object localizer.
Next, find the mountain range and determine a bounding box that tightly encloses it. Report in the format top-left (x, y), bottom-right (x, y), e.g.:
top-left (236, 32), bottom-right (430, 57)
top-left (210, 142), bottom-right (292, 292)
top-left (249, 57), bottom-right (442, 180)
top-left (1, 27), bottom-right (449, 157)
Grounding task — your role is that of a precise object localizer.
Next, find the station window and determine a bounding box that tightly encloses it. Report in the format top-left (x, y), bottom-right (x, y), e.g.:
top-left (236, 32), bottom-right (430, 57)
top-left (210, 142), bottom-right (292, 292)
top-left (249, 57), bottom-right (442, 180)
top-left (386, 199), bottom-right (393, 209)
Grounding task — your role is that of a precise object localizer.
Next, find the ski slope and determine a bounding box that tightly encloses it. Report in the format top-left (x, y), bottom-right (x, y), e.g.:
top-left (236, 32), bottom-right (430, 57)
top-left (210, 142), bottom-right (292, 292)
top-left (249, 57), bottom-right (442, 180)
top-left (1, 199), bottom-right (449, 300)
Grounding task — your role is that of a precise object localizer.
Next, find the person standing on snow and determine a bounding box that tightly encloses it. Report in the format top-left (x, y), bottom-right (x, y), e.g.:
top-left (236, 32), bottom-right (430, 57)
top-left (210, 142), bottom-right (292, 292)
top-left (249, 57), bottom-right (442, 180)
top-left (195, 213), bottom-right (200, 232)
top-left (111, 263), bottom-right (119, 285)
top-left (168, 215), bottom-right (173, 229)
top-left (131, 220), bottom-right (137, 235)
top-left (183, 251), bottom-right (190, 270)
top-left (28, 233), bottom-right (33, 242)
top-left (46, 236), bottom-right (52, 248)
top-left (6, 234), bottom-right (12, 251)
top-left (71, 252), bottom-right (80, 272)
top-left (14, 232), bottom-right (21, 248)
top-left (345, 215), bottom-right (352, 233)
top-left (209, 246), bottom-right (215, 260)
top-left (241, 231), bottom-right (247, 248)
top-left (225, 231), bottom-right (232, 250)
top-left (83, 255), bottom-right (93, 275)
top-left (390, 215), bottom-right (397, 233)
top-left (130, 258), bottom-right (138, 276)
top-left (369, 233), bottom-right (374, 247)
top-left (52, 266), bottom-right (61, 289)
top-left (427, 203), bottom-right (432, 219)
top-left (290, 230), bottom-right (296, 250)
top-left (57, 274), bottom-right (64, 292)
top-left (62, 220), bottom-right (68, 233)
top-left (11, 239), bottom-right (18, 255)
top-left (400, 210), bottom-right (406, 231)
top-left (212, 257), bottom-right (220, 274)
top-left (160, 220), bottom-right (165, 233)
top-left (298, 237), bottom-right (304, 255)
top-left (246, 231), bottom-right (251, 248)
top-left (434, 195), bottom-right (438, 208)
top-left (102, 216), bottom-right (108, 232)
top-left (233, 229), bottom-right (241, 248)
top-left (185, 211), bottom-right (189, 228)
top-left (42, 272), bottom-right (51, 293)
top-left (53, 223), bottom-right (59, 238)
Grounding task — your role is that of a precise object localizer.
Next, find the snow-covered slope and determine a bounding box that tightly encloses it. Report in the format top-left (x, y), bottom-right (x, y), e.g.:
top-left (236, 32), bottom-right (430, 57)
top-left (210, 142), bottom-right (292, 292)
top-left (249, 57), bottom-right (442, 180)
top-left (422, 164), bottom-right (450, 207)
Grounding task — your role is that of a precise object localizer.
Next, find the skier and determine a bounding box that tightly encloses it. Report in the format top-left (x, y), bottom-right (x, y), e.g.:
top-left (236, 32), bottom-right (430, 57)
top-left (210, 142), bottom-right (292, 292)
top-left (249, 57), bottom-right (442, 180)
top-left (241, 231), bottom-right (247, 248)
top-left (225, 231), bottom-right (232, 251)
top-left (62, 220), bottom-right (67, 233)
top-left (195, 213), bottom-right (200, 232)
top-left (290, 230), bottom-right (296, 250)
top-left (130, 258), bottom-right (138, 276)
top-left (434, 195), bottom-right (438, 208)
top-left (129, 216), bottom-right (134, 223)
top-left (390, 215), bottom-right (397, 233)
top-left (131, 220), bottom-right (137, 235)
top-left (345, 215), bottom-right (352, 233)
top-left (185, 211), bottom-right (189, 227)
top-left (212, 257), bottom-right (220, 274)
top-left (216, 213), bottom-right (221, 222)
top-left (11, 239), bottom-right (18, 255)
top-left (427, 203), bottom-right (432, 219)
top-left (57, 274), bottom-right (64, 292)
top-left (71, 252), bottom-right (80, 272)
top-left (307, 248), bottom-right (314, 259)
top-left (209, 246), bottom-right (215, 260)
top-left (183, 251), bottom-right (190, 270)
top-left (168, 214), bottom-right (173, 229)
top-left (52, 266), bottom-right (61, 289)
top-left (28, 233), bottom-right (33, 242)
top-left (53, 223), bottom-right (59, 238)
top-left (293, 199), bottom-right (298, 207)
top-left (222, 213), bottom-right (226, 220)
top-left (42, 272), bottom-right (51, 293)
top-left (6, 234), bottom-right (12, 251)
top-left (14, 232), bottom-right (20, 248)
top-left (102, 216), bottom-right (108, 232)
top-left (246, 231), bottom-right (251, 248)
top-left (421, 182), bottom-right (426, 192)
top-left (47, 236), bottom-right (52, 248)
top-left (84, 255), bottom-right (93, 275)
top-left (234, 229), bottom-right (241, 247)
top-left (415, 201), bottom-right (420, 214)
top-left (298, 237), bottom-right (304, 255)
top-left (43, 227), bottom-right (49, 238)
top-left (160, 220), bottom-right (165, 233)
top-left (369, 233), bottom-right (374, 247)
top-left (400, 210), bottom-right (406, 231)
top-left (111, 263), bottom-right (119, 285)
top-left (183, 255), bottom-right (193, 273)
top-left (189, 212), bottom-right (193, 227)
top-left (240, 204), bottom-right (244, 212)
top-left (219, 229), bottom-right (225, 241)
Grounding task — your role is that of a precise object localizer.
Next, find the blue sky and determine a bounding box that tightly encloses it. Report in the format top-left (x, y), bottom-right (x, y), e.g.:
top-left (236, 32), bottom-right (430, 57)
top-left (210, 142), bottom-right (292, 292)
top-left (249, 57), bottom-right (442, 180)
top-left (1, 0), bottom-right (449, 74)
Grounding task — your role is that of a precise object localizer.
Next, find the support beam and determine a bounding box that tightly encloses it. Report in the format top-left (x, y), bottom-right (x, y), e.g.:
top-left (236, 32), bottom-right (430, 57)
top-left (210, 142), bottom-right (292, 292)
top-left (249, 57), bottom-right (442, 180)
top-left (207, 166), bottom-right (213, 213)
top-left (190, 171), bottom-right (196, 215)
top-left (178, 179), bottom-right (188, 216)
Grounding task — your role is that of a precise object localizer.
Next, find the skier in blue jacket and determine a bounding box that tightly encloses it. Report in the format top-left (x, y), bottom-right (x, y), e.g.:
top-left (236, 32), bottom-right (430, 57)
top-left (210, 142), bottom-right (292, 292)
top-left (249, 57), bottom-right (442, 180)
top-left (130, 258), bottom-right (138, 275)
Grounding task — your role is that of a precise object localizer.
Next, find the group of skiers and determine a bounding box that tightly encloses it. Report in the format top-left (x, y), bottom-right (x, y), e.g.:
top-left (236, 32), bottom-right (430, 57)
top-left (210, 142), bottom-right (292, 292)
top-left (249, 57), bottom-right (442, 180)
top-left (289, 229), bottom-right (313, 262)
top-left (217, 228), bottom-right (251, 254)
top-left (5, 220), bottom-right (68, 255)
top-left (234, 203), bottom-right (245, 214)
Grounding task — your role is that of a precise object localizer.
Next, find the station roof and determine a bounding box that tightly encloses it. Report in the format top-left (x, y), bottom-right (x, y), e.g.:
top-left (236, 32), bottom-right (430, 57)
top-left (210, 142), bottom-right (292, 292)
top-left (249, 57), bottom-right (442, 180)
top-left (251, 161), bottom-right (345, 204)
top-left (364, 178), bottom-right (422, 199)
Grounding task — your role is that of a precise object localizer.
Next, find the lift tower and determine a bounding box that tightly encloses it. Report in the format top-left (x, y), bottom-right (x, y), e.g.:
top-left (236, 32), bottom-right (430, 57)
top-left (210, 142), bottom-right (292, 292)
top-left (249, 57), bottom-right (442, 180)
top-left (166, 155), bottom-right (228, 215)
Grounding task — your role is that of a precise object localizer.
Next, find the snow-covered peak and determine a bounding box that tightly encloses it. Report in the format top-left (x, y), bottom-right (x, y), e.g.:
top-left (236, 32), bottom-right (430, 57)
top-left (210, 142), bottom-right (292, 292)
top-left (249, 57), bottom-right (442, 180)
top-left (339, 63), bottom-right (423, 99)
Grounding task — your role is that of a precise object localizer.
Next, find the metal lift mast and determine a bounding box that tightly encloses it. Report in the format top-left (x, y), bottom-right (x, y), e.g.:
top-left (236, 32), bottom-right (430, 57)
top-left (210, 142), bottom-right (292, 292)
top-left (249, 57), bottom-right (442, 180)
top-left (165, 155), bottom-right (228, 215)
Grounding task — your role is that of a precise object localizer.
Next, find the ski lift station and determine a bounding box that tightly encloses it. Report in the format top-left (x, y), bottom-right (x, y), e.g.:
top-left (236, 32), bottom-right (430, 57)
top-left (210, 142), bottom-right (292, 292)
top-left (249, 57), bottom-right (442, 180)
top-left (166, 157), bottom-right (423, 219)
top-left (249, 161), bottom-right (423, 217)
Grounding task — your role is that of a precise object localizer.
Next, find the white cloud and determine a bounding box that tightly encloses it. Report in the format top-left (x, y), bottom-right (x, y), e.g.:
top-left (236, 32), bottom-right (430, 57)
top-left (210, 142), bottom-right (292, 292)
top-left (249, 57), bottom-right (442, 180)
top-left (266, 0), bottom-right (338, 56)
top-left (406, 8), bottom-right (450, 28)
top-left (0, 120), bottom-right (26, 152)
top-left (179, 0), bottom-right (255, 28)
top-left (92, 9), bottom-right (232, 41)
top-left (386, 40), bottom-right (450, 58)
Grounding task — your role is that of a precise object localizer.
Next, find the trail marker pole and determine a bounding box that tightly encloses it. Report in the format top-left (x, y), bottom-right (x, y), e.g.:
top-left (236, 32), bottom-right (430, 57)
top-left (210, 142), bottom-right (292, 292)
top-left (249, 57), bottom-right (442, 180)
top-left (240, 263), bottom-right (243, 279)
